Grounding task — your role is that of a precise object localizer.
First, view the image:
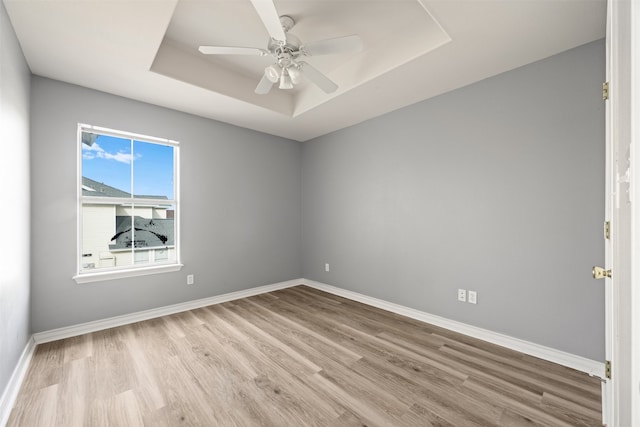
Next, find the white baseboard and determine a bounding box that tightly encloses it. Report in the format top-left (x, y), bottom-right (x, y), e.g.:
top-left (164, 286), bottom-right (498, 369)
top-left (0, 337), bottom-right (36, 427)
top-left (29, 276), bottom-right (604, 380)
top-left (33, 279), bottom-right (302, 344)
top-left (302, 279), bottom-right (605, 379)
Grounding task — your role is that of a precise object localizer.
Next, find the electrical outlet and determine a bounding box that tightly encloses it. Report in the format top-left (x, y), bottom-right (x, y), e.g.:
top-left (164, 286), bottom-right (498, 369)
top-left (457, 289), bottom-right (466, 302)
top-left (187, 274), bottom-right (194, 285)
top-left (325, 263), bottom-right (330, 272)
top-left (468, 290), bottom-right (477, 304)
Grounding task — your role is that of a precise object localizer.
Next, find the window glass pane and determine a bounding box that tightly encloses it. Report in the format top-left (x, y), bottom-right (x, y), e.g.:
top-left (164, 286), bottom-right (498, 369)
top-left (101, 204), bottom-right (177, 269)
top-left (107, 204), bottom-right (173, 268)
top-left (81, 203), bottom-right (133, 271)
top-left (81, 133), bottom-right (132, 197)
top-left (125, 205), bottom-right (175, 251)
top-left (133, 140), bottom-right (174, 200)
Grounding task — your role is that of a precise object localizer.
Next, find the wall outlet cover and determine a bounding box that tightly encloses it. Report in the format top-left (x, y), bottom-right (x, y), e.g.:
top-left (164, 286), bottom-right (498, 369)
top-left (468, 290), bottom-right (477, 304)
top-left (457, 289), bottom-right (466, 302)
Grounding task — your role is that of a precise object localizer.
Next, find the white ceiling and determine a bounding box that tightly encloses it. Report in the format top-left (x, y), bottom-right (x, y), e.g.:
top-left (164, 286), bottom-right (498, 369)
top-left (4, 0), bottom-right (606, 142)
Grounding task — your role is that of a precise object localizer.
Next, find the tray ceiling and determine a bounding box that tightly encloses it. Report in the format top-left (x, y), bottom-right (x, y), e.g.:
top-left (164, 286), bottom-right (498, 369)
top-left (4, 0), bottom-right (606, 141)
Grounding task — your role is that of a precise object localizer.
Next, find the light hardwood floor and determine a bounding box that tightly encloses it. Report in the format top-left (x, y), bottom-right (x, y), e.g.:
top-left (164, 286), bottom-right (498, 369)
top-left (8, 285), bottom-right (603, 426)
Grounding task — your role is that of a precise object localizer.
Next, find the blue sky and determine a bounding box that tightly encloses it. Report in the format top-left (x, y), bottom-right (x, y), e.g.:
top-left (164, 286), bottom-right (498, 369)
top-left (82, 134), bottom-right (174, 199)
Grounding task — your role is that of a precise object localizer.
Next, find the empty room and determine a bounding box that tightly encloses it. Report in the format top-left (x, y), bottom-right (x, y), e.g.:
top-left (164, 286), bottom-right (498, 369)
top-left (1, 0), bottom-right (638, 426)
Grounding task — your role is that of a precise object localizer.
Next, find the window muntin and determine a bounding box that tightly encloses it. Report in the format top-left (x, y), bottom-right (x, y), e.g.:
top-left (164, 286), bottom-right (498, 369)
top-left (77, 124), bottom-right (179, 280)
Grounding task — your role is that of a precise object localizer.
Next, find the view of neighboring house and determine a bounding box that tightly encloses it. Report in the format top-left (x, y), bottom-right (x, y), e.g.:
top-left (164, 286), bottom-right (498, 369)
top-left (81, 177), bottom-right (175, 270)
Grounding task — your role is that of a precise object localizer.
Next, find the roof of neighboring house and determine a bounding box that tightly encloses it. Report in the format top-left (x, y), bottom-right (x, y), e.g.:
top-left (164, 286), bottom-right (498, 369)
top-left (133, 195), bottom-right (171, 200)
top-left (109, 216), bottom-right (174, 250)
top-left (82, 176), bottom-right (131, 198)
top-left (82, 177), bottom-right (169, 200)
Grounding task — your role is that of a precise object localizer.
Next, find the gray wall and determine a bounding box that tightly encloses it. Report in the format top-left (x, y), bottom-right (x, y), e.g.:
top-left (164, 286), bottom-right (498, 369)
top-left (30, 77), bottom-right (302, 332)
top-left (302, 40), bottom-right (605, 361)
top-left (0, 0), bottom-right (31, 406)
top-left (7, 25), bottom-right (606, 373)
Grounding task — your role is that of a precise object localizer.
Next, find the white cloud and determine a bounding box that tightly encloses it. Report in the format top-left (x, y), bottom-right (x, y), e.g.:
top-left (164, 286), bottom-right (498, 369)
top-left (82, 142), bottom-right (103, 152)
top-left (82, 142), bottom-right (140, 164)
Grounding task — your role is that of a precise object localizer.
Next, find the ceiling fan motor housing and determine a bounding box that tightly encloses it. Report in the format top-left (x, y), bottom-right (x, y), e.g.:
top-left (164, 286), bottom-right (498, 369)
top-left (268, 34), bottom-right (300, 60)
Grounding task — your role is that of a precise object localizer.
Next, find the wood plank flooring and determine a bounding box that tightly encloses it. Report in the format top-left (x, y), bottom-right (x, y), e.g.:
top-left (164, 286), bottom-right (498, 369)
top-left (7, 285), bottom-right (603, 426)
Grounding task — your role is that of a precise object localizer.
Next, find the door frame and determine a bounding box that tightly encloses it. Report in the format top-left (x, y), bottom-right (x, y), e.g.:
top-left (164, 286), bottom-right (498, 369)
top-left (605, 0), bottom-right (639, 425)
top-left (630, 1), bottom-right (640, 423)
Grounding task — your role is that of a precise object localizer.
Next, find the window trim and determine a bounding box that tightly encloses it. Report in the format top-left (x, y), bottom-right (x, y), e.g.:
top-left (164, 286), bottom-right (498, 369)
top-left (73, 264), bottom-right (183, 284)
top-left (74, 123), bottom-right (181, 283)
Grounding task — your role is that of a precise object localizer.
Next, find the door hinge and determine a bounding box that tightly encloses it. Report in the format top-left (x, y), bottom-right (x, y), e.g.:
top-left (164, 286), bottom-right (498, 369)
top-left (604, 221), bottom-right (610, 240)
top-left (603, 82), bottom-right (609, 100)
top-left (605, 360), bottom-right (612, 379)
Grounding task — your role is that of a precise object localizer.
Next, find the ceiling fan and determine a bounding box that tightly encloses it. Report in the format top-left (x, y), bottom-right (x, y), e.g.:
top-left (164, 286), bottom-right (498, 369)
top-left (198, 0), bottom-right (363, 95)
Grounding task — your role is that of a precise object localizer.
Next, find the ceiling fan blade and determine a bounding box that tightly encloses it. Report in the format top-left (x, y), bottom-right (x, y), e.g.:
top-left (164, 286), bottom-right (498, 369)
top-left (198, 46), bottom-right (268, 56)
top-left (298, 62), bottom-right (338, 93)
top-left (249, 0), bottom-right (286, 41)
top-left (254, 73), bottom-right (274, 95)
top-left (301, 35), bottom-right (363, 56)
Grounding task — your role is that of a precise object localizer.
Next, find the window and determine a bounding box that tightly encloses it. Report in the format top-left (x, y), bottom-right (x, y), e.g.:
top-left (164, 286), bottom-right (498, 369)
top-left (74, 124), bottom-right (181, 283)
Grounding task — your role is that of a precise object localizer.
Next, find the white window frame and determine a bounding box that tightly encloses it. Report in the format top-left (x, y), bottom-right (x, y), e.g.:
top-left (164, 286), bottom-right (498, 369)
top-left (73, 124), bottom-right (182, 283)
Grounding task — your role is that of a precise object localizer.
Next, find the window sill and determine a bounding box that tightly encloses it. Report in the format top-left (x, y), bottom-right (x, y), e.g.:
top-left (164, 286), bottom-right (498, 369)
top-left (73, 263), bottom-right (183, 284)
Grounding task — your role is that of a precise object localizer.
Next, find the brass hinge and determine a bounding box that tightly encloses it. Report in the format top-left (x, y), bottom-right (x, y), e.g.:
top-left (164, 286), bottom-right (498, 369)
top-left (604, 221), bottom-right (610, 240)
top-left (605, 360), bottom-right (612, 379)
top-left (603, 82), bottom-right (609, 100)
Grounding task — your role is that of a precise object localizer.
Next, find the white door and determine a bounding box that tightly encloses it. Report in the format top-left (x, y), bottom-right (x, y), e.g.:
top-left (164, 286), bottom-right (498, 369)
top-left (604, 0), bottom-right (637, 425)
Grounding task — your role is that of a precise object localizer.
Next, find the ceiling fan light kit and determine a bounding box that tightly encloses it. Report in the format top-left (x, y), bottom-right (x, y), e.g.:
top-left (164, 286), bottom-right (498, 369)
top-left (198, 2), bottom-right (363, 95)
top-left (265, 64), bottom-right (280, 83)
top-left (279, 69), bottom-right (294, 89)
top-left (288, 66), bottom-right (302, 84)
